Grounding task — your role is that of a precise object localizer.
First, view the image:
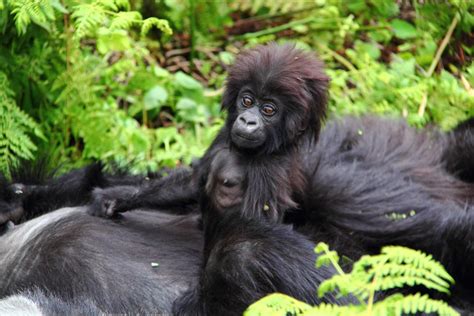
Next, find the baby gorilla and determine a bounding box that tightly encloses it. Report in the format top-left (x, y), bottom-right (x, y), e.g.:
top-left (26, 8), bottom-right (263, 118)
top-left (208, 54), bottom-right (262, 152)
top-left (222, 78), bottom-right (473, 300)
top-left (89, 43), bottom-right (329, 225)
top-left (89, 44), bottom-right (331, 314)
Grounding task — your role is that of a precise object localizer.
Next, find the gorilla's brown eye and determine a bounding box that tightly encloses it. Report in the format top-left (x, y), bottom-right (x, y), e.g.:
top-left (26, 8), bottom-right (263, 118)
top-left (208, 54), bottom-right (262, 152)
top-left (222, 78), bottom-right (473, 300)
top-left (261, 104), bottom-right (276, 116)
top-left (242, 96), bottom-right (253, 108)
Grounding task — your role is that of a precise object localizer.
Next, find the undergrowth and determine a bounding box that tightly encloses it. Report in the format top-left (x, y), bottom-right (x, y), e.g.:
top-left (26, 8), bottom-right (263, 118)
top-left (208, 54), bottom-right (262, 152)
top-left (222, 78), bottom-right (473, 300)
top-left (245, 243), bottom-right (459, 316)
top-left (0, 0), bottom-right (472, 176)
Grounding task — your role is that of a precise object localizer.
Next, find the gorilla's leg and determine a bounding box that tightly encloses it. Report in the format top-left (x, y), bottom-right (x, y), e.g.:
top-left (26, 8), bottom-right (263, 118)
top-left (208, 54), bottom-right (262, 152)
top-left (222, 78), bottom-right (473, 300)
top-left (173, 213), bottom-right (355, 316)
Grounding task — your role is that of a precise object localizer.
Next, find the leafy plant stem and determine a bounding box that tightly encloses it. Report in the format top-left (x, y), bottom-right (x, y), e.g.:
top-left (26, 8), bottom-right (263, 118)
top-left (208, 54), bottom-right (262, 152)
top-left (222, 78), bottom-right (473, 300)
top-left (322, 247), bottom-right (345, 276)
top-left (232, 16), bottom-right (317, 41)
top-left (426, 13), bottom-right (459, 77)
top-left (318, 45), bottom-right (357, 72)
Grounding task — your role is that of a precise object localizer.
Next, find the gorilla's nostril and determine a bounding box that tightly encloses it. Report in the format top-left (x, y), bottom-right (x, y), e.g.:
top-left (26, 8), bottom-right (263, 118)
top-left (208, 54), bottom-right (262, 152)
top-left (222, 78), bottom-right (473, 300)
top-left (246, 120), bottom-right (257, 126)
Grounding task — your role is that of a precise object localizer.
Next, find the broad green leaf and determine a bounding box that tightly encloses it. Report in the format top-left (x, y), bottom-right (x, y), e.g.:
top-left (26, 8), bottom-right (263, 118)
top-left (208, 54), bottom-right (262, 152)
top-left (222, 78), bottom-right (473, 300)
top-left (96, 29), bottom-right (131, 54)
top-left (176, 97), bottom-right (197, 110)
top-left (175, 72), bottom-right (202, 90)
top-left (391, 19), bottom-right (417, 39)
top-left (144, 85), bottom-right (168, 110)
top-left (354, 41), bottom-right (381, 60)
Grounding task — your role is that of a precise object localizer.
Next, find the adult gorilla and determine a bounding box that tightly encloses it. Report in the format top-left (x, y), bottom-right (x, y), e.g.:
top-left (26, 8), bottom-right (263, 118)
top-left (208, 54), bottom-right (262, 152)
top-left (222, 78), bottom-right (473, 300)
top-left (0, 206), bottom-right (352, 314)
top-left (1, 116), bottom-right (473, 314)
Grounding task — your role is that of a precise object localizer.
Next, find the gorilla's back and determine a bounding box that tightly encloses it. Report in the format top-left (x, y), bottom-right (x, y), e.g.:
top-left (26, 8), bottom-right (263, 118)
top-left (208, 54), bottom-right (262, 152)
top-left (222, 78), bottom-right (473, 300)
top-left (0, 207), bottom-right (202, 314)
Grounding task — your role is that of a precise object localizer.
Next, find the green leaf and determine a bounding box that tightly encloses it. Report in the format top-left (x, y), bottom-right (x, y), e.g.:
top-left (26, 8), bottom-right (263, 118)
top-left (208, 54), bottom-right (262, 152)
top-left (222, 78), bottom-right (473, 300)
top-left (96, 29), bottom-right (131, 54)
top-left (391, 19), bottom-right (417, 39)
top-left (129, 129), bottom-right (150, 153)
top-left (144, 85), bottom-right (168, 110)
top-left (176, 97), bottom-right (197, 110)
top-left (218, 52), bottom-right (235, 65)
top-left (354, 40), bottom-right (381, 60)
top-left (175, 72), bottom-right (202, 90)
top-left (110, 11), bottom-right (141, 30)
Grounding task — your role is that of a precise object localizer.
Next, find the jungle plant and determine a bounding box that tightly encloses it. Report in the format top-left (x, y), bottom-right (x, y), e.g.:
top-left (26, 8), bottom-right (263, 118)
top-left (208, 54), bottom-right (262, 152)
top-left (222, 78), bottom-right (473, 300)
top-left (245, 243), bottom-right (459, 316)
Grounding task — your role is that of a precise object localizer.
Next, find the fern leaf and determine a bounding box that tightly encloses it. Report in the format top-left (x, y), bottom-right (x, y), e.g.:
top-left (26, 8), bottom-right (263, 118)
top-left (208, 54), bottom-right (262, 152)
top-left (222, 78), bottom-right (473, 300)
top-left (97, 0), bottom-right (120, 11)
top-left (141, 17), bottom-right (172, 36)
top-left (0, 72), bottom-right (41, 178)
top-left (113, 0), bottom-right (130, 11)
top-left (380, 246), bottom-right (454, 284)
top-left (72, 2), bottom-right (107, 40)
top-left (374, 293), bottom-right (459, 316)
top-left (371, 263), bottom-right (452, 290)
top-left (244, 293), bottom-right (312, 316)
top-left (110, 11), bottom-right (141, 30)
top-left (10, 0), bottom-right (56, 34)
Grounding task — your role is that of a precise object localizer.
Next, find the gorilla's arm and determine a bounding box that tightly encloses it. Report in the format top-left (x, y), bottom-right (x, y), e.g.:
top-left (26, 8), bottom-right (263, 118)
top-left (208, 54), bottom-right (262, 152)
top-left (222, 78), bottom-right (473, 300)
top-left (88, 167), bottom-right (199, 218)
top-left (0, 164), bottom-right (107, 229)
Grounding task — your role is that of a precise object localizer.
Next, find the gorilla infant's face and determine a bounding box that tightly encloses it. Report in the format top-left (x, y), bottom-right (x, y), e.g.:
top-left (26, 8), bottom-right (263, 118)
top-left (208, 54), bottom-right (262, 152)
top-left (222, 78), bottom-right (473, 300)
top-left (230, 87), bottom-right (283, 150)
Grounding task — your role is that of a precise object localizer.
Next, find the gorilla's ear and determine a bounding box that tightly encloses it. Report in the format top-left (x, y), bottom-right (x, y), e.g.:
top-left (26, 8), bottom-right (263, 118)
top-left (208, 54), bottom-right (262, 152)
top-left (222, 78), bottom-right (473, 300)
top-left (303, 77), bottom-right (329, 141)
top-left (221, 82), bottom-right (238, 112)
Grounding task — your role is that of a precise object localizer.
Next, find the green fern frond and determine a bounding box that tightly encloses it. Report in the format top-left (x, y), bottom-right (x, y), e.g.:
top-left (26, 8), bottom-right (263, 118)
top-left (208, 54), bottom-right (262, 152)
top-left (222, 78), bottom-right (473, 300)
top-left (233, 0), bottom-right (309, 14)
top-left (379, 246), bottom-right (455, 284)
top-left (10, 0), bottom-right (57, 34)
top-left (110, 11), bottom-right (141, 30)
top-left (98, 0), bottom-right (119, 11)
top-left (375, 276), bottom-right (451, 295)
top-left (141, 17), bottom-right (172, 36)
top-left (370, 264), bottom-right (452, 291)
top-left (373, 293), bottom-right (459, 316)
top-left (0, 72), bottom-right (42, 178)
top-left (113, 0), bottom-right (130, 11)
top-left (319, 274), bottom-right (376, 302)
top-left (247, 243), bottom-right (459, 316)
top-left (244, 293), bottom-right (312, 316)
top-left (71, 2), bottom-right (107, 40)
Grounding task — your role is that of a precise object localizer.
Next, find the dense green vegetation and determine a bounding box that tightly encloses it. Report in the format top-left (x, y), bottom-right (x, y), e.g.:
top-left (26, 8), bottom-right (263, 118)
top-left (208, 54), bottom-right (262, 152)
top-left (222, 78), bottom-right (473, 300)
top-left (245, 243), bottom-right (459, 316)
top-left (0, 0), bottom-right (473, 177)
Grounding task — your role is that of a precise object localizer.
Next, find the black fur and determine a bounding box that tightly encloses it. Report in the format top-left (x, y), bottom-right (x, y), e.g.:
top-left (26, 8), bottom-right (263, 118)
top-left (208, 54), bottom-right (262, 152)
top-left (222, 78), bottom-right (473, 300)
top-left (89, 44), bottom-right (474, 312)
top-left (0, 162), bottom-right (163, 231)
top-left (443, 117), bottom-right (474, 183)
top-left (0, 43), bottom-right (473, 314)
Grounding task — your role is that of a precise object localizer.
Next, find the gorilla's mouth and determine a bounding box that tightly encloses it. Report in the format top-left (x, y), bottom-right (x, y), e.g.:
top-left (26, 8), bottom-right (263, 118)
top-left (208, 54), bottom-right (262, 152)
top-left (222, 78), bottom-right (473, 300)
top-left (234, 132), bottom-right (259, 142)
top-left (231, 131), bottom-right (264, 149)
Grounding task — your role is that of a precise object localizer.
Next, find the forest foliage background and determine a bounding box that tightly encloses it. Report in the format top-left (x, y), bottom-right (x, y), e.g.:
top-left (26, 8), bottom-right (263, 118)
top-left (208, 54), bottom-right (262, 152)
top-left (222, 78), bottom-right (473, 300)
top-left (0, 0), bottom-right (473, 177)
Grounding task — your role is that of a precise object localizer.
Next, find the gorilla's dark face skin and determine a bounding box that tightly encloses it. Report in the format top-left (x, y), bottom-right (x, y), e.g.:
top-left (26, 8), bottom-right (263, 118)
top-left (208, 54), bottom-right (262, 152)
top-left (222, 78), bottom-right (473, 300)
top-left (222, 43), bottom-right (329, 156)
top-left (230, 86), bottom-right (282, 150)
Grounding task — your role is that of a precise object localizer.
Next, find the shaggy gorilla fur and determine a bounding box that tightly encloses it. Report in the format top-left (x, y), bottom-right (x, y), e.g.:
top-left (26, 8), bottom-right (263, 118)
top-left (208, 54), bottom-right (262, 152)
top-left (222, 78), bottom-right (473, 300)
top-left (91, 44), bottom-right (473, 313)
top-left (0, 115), bottom-right (473, 314)
top-left (0, 43), bottom-right (473, 314)
top-left (443, 117), bottom-right (474, 183)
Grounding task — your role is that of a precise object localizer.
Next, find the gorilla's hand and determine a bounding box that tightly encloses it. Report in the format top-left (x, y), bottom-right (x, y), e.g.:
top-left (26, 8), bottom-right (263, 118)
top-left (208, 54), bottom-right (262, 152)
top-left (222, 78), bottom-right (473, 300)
top-left (88, 186), bottom-right (139, 218)
top-left (0, 183), bottom-right (26, 226)
top-left (0, 203), bottom-right (21, 235)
